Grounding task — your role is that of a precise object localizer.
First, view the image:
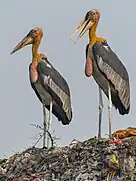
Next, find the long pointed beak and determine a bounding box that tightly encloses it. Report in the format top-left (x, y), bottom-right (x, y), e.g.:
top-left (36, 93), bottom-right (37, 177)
top-left (10, 35), bottom-right (33, 54)
top-left (70, 20), bottom-right (84, 40)
top-left (70, 19), bottom-right (94, 43)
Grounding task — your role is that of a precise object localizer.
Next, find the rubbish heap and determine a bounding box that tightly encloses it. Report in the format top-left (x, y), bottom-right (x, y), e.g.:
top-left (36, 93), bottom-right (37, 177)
top-left (0, 134), bottom-right (136, 180)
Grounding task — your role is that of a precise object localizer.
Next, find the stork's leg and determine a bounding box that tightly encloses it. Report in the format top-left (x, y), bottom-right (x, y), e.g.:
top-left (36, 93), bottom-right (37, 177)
top-left (47, 99), bottom-right (53, 148)
top-left (43, 103), bottom-right (47, 148)
top-left (108, 83), bottom-right (112, 138)
top-left (98, 86), bottom-right (103, 138)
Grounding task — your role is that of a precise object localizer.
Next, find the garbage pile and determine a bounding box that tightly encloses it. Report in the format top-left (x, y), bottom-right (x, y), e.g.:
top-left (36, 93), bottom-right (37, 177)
top-left (0, 136), bottom-right (136, 181)
top-left (112, 127), bottom-right (136, 139)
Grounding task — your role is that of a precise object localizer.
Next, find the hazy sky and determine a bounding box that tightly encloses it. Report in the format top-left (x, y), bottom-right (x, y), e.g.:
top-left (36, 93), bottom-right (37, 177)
top-left (0, 0), bottom-right (135, 157)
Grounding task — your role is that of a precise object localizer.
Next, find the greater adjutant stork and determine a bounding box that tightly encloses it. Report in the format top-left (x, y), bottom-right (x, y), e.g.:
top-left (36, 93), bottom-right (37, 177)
top-left (11, 27), bottom-right (73, 147)
top-left (71, 9), bottom-right (130, 138)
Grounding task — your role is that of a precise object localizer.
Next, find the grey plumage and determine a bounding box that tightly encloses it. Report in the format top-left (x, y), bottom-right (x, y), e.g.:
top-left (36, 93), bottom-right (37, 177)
top-left (29, 55), bottom-right (72, 125)
top-left (86, 41), bottom-right (130, 115)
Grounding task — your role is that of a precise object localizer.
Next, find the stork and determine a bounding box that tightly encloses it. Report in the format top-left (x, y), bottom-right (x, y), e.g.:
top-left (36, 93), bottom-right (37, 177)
top-left (11, 27), bottom-right (73, 147)
top-left (71, 9), bottom-right (130, 138)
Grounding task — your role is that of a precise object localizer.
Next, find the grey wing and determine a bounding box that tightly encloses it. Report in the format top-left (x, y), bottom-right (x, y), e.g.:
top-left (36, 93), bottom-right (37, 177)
top-left (37, 57), bottom-right (72, 122)
top-left (92, 42), bottom-right (130, 111)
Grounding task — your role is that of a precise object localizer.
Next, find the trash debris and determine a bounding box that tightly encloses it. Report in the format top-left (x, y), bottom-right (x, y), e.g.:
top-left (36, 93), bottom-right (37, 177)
top-left (112, 127), bottom-right (136, 139)
top-left (109, 153), bottom-right (119, 169)
top-left (109, 138), bottom-right (122, 144)
top-left (0, 136), bottom-right (136, 180)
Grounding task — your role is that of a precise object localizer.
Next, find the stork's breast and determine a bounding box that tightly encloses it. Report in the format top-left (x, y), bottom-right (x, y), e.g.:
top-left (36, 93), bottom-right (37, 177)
top-left (85, 56), bottom-right (93, 77)
top-left (30, 63), bottom-right (38, 83)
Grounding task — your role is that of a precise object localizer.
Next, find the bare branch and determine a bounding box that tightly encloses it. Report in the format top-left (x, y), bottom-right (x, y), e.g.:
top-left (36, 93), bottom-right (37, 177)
top-left (33, 133), bottom-right (44, 147)
top-left (30, 124), bottom-right (43, 130)
top-left (30, 123), bottom-right (61, 148)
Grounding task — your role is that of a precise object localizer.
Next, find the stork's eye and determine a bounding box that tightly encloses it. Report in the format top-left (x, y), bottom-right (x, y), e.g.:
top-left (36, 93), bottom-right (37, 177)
top-left (30, 29), bottom-right (35, 34)
top-left (30, 29), bottom-right (39, 38)
top-left (85, 11), bottom-right (92, 20)
top-left (90, 11), bottom-right (96, 16)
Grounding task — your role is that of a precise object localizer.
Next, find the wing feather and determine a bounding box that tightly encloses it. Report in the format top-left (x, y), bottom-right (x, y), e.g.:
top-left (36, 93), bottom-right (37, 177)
top-left (37, 56), bottom-right (72, 121)
top-left (92, 42), bottom-right (130, 111)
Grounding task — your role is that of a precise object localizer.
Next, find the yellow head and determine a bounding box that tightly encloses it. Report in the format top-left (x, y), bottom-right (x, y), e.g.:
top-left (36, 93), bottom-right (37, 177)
top-left (11, 27), bottom-right (43, 54)
top-left (70, 9), bottom-right (101, 43)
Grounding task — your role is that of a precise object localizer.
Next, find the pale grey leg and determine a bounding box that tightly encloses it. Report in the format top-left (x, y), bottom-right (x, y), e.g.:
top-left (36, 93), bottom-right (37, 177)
top-left (43, 104), bottom-right (47, 148)
top-left (108, 83), bottom-right (112, 138)
top-left (47, 99), bottom-right (53, 148)
top-left (98, 86), bottom-right (104, 138)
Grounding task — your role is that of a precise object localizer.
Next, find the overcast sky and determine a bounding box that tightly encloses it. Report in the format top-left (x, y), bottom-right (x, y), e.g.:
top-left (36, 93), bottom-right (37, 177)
top-left (0, 0), bottom-right (135, 157)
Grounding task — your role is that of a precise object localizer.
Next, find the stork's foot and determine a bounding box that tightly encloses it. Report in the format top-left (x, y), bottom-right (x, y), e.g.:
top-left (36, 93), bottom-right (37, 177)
top-left (42, 145), bottom-right (48, 150)
top-left (95, 136), bottom-right (109, 142)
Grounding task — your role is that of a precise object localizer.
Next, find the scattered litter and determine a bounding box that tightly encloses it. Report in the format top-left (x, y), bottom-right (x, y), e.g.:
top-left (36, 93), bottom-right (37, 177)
top-left (112, 127), bottom-right (136, 139)
top-left (109, 138), bottom-right (122, 144)
top-left (0, 136), bottom-right (136, 180)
